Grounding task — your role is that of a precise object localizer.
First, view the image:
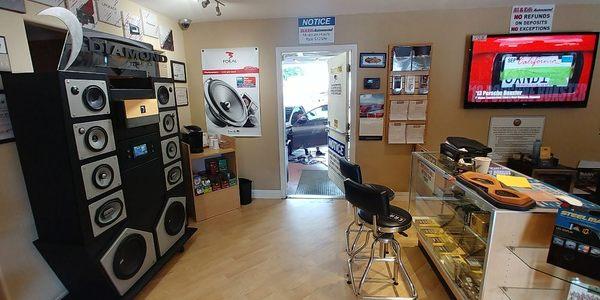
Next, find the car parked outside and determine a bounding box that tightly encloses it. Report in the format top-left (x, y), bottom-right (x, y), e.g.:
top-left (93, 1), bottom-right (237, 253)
top-left (286, 104), bottom-right (328, 155)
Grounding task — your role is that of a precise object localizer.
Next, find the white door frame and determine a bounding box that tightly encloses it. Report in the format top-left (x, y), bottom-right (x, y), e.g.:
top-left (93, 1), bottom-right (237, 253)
top-left (275, 44), bottom-right (358, 199)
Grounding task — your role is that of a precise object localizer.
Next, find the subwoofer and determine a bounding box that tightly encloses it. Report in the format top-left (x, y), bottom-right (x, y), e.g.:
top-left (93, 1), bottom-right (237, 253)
top-left (100, 228), bottom-right (156, 296)
top-left (164, 161), bottom-right (183, 191)
top-left (154, 82), bottom-right (175, 109)
top-left (155, 197), bottom-right (187, 256)
top-left (159, 110), bottom-right (178, 137)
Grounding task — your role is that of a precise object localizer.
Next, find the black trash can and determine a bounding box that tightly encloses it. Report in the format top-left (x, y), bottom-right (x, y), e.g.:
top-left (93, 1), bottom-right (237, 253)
top-left (239, 178), bottom-right (252, 205)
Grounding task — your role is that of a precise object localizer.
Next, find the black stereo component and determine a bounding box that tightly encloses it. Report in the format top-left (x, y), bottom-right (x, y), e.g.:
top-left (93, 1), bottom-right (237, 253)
top-left (440, 136), bottom-right (492, 162)
top-left (363, 77), bottom-right (381, 90)
top-left (181, 125), bottom-right (204, 153)
top-left (3, 70), bottom-right (193, 299)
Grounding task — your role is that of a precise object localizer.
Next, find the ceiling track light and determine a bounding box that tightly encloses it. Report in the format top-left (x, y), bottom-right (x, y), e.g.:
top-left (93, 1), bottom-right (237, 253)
top-left (200, 0), bottom-right (224, 16)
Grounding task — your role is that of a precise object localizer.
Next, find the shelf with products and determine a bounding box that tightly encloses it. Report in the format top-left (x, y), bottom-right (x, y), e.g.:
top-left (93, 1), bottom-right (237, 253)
top-left (409, 152), bottom-right (566, 300)
top-left (182, 136), bottom-right (241, 222)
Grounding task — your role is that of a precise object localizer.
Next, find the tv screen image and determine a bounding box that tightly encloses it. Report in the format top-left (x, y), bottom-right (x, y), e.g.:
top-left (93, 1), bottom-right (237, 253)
top-left (465, 33), bottom-right (599, 108)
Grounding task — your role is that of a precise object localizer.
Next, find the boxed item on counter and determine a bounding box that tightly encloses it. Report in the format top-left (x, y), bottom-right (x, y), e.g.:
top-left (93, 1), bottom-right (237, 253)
top-left (547, 200), bottom-right (600, 280)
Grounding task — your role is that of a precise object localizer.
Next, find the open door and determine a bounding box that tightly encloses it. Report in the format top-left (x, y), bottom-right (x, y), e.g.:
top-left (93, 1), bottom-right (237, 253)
top-left (326, 52), bottom-right (350, 191)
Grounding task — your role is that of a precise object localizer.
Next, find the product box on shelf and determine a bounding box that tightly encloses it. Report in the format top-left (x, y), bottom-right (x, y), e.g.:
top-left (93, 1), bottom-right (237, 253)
top-left (218, 158), bottom-right (228, 172)
top-left (205, 158), bottom-right (219, 175)
top-left (547, 199), bottom-right (600, 280)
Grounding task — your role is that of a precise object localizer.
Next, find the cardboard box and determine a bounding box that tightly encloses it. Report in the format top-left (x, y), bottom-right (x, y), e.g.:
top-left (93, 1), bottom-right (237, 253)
top-left (547, 199), bottom-right (600, 280)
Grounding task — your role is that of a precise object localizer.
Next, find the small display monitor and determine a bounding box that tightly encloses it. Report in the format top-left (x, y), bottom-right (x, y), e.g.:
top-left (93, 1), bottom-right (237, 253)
top-left (133, 144), bottom-right (148, 158)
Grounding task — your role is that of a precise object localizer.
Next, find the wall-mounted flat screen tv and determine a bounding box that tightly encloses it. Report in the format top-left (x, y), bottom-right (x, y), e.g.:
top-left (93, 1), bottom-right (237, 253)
top-left (465, 32), bottom-right (598, 108)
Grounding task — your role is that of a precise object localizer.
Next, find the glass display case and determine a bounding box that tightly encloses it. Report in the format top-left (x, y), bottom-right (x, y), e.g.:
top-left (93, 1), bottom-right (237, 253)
top-left (409, 152), bottom-right (493, 300)
top-left (409, 152), bottom-right (600, 300)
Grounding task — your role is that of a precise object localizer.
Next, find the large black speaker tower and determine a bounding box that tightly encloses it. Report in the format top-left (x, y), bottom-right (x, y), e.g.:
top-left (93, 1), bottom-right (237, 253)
top-left (3, 70), bottom-right (195, 299)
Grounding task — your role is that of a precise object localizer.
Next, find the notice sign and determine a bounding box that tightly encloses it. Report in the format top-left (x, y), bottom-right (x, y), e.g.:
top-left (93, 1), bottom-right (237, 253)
top-left (298, 16), bottom-right (335, 45)
top-left (487, 116), bottom-right (545, 162)
top-left (510, 5), bottom-right (555, 33)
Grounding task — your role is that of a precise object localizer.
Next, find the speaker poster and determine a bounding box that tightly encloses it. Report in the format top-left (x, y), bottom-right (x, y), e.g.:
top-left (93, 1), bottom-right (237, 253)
top-left (201, 47), bottom-right (261, 137)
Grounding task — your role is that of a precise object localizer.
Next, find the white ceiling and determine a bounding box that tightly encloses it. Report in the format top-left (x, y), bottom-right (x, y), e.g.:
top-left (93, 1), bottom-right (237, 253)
top-left (132, 0), bottom-right (599, 23)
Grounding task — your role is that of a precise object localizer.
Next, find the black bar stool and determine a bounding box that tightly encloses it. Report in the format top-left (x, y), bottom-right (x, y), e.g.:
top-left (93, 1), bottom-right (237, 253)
top-left (339, 159), bottom-right (395, 256)
top-left (344, 178), bottom-right (417, 299)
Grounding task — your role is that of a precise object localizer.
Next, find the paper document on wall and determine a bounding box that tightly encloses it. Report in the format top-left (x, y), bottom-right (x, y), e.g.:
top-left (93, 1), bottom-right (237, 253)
top-left (408, 100), bottom-right (427, 120)
top-left (360, 118), bottom-right (383, 138)
top-left (406, 124), bottom-right (425, 144)
top-left (487, 116), bottom-right (545, 162)
top-left (390, 100), bottom-right (408, 121)
top-left (388, 122), bottom-right (406, 144)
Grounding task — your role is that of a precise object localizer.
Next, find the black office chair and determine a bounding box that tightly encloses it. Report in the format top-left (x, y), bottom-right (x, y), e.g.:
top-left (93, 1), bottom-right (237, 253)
top-left (344, 178), bottom-right (417, 299)
top-left (339, 159), bottom-right (395, 256)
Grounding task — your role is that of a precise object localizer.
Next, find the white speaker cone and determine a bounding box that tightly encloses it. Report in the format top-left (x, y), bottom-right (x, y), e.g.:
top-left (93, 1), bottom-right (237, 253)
top-left (85, 126), bottom-right (108, 152)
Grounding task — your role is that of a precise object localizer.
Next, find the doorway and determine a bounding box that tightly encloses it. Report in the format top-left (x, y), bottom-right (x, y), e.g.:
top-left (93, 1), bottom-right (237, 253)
top-left (276, 45), bottom-right (358, 198)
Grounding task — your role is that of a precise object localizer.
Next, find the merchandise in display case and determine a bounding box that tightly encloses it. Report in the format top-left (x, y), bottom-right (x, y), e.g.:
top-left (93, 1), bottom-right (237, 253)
top-left (409, 152), bottom-right (600, 300)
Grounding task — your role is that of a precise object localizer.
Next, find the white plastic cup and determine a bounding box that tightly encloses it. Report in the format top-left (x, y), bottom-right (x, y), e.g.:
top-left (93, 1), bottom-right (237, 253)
top-left (474, 157), bottom-right (492, 174)
top-left (209, 135), bottom-right (220, 150)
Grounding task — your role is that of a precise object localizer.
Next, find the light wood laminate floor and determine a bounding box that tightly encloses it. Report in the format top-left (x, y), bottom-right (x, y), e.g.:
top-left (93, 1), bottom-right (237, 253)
top-left (137, 198), bottom-right (451, 299)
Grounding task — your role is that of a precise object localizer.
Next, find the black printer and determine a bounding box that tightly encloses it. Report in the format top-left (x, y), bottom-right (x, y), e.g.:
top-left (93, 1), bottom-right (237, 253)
top-left (440, 137), bottom-right (492, 163)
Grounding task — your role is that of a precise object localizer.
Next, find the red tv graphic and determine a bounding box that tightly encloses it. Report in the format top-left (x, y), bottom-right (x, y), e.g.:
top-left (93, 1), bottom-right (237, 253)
top-left (466, 33), bottom-right (598, 107)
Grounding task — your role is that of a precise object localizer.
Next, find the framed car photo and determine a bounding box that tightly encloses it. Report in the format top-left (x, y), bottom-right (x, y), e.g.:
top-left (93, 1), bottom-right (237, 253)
top-left (360, 53), bottom-right (386, 68)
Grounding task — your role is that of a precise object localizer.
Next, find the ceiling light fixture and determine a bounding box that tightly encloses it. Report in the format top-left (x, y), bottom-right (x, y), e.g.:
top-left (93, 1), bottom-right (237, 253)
top-left (200, 0), bottom-right (225, 17)
top-left (214, 0), bottom-right (224, 16)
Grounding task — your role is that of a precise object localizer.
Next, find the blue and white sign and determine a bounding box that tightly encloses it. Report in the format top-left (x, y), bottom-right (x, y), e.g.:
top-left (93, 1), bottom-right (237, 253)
top-left (298, 16), bottom-right (335, 45)
top-left (328, 136), bottom-right (346, 158)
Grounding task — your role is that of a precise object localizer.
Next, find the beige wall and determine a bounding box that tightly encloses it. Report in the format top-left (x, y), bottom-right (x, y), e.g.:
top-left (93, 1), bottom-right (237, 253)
top-left (184, 4), bottom-right (600, 192)
top-left (0, 1), bottom-right (189, 299)
top-left (0, 2), bottom-right (599, 299)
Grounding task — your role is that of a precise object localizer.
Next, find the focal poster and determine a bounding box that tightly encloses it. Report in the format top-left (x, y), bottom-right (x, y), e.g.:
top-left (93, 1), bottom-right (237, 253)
top-left (201, 47), bottom-right (261, 137)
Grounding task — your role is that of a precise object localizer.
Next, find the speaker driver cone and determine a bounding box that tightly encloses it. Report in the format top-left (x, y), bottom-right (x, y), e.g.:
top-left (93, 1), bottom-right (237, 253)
top-left (167, 166), bottom-right (182, 184)
top-left (163, 114), bottom-right (175, 132)
top-left (164, 201), bottom-right (185, 236)
top-left (85, 126), bottom-right (108, 152)
top-left (157, 86), bottom-right (170, 105)
top-left (95, 199), bottom-right (123, 228)
top-left (92, 164), bottom-right (114, 189)
top-left (204, 78), bottom-right (249, 127)
top-left (166, 141), bottom-right (178, 159)
top-left (113, 234), bottom-right (147, 280)
top-left (83, 85), bottom-right (107, 112)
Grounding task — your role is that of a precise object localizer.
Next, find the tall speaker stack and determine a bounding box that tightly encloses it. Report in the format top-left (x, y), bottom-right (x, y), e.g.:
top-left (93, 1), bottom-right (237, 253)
top-left (3, 71), bottom-right (195, 299)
